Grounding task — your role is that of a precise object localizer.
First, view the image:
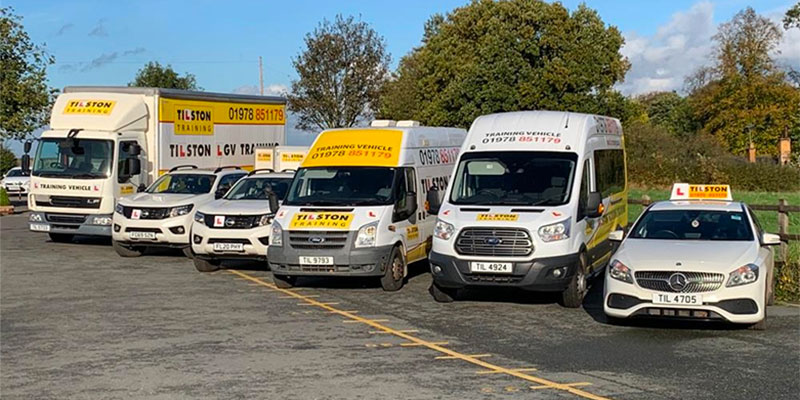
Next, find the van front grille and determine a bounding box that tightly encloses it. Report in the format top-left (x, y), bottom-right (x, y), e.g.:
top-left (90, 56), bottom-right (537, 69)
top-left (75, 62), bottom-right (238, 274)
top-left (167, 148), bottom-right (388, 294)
top-left (455, 228), bottom-right (533, 257)
top-left (288, 230), bottom-right (349, 250)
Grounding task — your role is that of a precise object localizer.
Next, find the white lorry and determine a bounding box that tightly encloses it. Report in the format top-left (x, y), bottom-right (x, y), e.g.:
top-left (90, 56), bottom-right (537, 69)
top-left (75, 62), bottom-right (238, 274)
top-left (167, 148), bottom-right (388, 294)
top-left (24, 86), bottom-right (286, 243)
top-left (254, 146), bottom-right (309, 171)
top-left (268, 120), bottom-right (466, 291)
top-left (427, 111), bottom-right (627, 307)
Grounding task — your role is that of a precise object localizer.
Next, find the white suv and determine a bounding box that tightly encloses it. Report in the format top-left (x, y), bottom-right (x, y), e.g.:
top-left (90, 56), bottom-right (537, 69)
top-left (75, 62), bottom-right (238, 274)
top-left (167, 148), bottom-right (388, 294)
top-left (191, 169), bottom-right (293, 272)
top-left (112, 166), bottom-right (247, 257)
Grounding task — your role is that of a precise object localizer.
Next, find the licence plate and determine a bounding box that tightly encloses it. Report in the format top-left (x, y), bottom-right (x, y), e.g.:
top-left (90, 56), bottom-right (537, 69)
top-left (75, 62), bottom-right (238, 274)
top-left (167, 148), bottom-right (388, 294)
top-left (129, 231), bottom-right (156, 240)
top-left (300, 256), bottom-right (333, 265)
top-left (213, 242), bottom-right (244, 252)
top-left (470, 262), bottom-right (512, 274)
top-left (30, 224), bottom-right (50, 232)
top-left (652, 293), bottom-right (702, 305)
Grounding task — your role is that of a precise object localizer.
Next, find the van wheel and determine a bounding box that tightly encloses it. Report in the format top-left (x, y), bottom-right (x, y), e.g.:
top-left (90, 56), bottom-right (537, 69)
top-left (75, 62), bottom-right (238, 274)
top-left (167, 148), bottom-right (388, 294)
top-left (194, 258), bottom-right (220, 272)
top-left (48, 233), bottom-right (74, 243)
top-left (273, 274), bottom-right (296, 289)
top-left (559, 253), bottom-right (588, 308)
top-left (380, 246), bottom-right (405, 292)
top-left (112, 240), bottom-right (144, 257)
top-left (429, 282), bottom-right (458, 303)
top-left (182, 247), bottom-right (194, 259)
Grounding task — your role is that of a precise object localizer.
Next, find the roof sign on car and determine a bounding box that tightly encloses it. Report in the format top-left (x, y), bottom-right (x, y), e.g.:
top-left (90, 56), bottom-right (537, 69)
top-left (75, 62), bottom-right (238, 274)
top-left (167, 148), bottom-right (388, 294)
top-left (670, 183), bottom-right (732, 201)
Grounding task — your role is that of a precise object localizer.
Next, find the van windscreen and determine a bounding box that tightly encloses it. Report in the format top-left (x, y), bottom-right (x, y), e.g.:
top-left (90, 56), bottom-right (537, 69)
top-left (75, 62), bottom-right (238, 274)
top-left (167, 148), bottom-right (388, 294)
top-left (450, 151), bottom-right (578, 206)
top-left (284, 167), bottom-right (397, 206)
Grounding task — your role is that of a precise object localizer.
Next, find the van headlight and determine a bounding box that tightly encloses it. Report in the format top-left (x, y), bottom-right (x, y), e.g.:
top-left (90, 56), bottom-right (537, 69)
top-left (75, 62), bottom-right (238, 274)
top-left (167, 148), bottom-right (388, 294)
top-left (169, 204), bottom-right (194, 218)
top-left (538, 219), bottom-right (570, 242)
top-left (355, 222), bottom-right (378, 248)
top-left (434, 220), bottom-right (455, 240)
top-left (194, 211), bottom-right (205, 223)
top-left (726, 264), bottom-right (759, 287)
top-left (114, 203), bottom-right (124, 215)
top-left (608, 259), bottom-right (633, 284)
top-left (270, 222), bottom-right (283, 246)
top-left (255, 214), bottom-right (273, 227)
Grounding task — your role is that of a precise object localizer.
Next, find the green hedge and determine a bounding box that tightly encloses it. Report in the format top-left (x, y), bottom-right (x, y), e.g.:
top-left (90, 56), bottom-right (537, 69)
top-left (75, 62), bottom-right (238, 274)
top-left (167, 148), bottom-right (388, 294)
top-left (0, 188), bottom-right (9, 207)
top-left (625, 122), bottom-right (800, 192)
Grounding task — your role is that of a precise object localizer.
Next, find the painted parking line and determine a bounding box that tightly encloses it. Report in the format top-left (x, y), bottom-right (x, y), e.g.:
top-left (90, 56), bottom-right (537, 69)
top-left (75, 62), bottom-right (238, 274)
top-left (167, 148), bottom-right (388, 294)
top-left (227, 269), bottom-right (611, 400)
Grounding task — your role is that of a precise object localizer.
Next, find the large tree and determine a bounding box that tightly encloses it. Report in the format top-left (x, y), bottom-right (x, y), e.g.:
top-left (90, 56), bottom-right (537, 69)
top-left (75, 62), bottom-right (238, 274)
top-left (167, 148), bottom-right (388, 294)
top-left (288, 15), bottom-right (390, 131)
top-left (689, 8), bottom-right (800, 155)
top-left (129, 61), bottom-right (200, 90)
top-left (0, 7), bottom-right (55, 141)
top-left (635, 91), bottom-right (696, 136)
top-left (380, 0), bottom-right (630, 127)
top-left (785, 2), bottom-right (800, 29)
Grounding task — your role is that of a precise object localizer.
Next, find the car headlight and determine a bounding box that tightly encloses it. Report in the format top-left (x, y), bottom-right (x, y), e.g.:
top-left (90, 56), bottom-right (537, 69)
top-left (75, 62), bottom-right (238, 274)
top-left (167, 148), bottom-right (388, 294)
top-left (726, 263), bottom-right (759, 287)
top-left (608, 259), bottom-right (633, 284)
top-left (194, 211), bottom-right (205, 223)
top-left (538, 219), bottom-right (570, 242)
top-left (434, 219), bottom-right (455, 240)
top-left (355, 223), bottom-right (378, 248)
top-left (29, 213), bottom-right (43, 222)
top-left (256, 214), bottom-right (273, 227)
top-left (270, 222), bottom-right (283, 246)
top-left (90, 216), bottom-right (112, 225)
top-left (169, 204), bottom-right (194, 218)
top-left (115, 203), bottom-right (124, 215)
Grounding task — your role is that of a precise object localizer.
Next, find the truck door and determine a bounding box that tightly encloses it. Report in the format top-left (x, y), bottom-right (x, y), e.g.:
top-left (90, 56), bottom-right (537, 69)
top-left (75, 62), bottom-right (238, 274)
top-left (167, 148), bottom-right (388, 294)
top-left (117, 140), bottom-right (143, 195)
top-left (394, 167), bottom-right (423, 263)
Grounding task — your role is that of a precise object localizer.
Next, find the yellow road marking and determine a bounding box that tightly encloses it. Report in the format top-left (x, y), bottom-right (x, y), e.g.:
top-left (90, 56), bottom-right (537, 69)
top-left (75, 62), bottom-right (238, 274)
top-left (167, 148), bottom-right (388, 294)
top-left (226, 270), bottom-right (610, 400)
top-left (281, 295), bottom-right (319, 298)
top-left (298, 302), bottom-right (339, 306)
top-left (331, 310), bottom-right (358, 314)
top-left (369, 329), bottom-right (418, 334)
top-left (343, 319), bottom-right (390, 323)
top-left (401, 341), bottom-right (449, 347)
top-left (436, 353), bottom-right (491, 360)
top-left (531, 382), bottom-right (592, 390)
top-left (477, 367), bottom-right (537, 374)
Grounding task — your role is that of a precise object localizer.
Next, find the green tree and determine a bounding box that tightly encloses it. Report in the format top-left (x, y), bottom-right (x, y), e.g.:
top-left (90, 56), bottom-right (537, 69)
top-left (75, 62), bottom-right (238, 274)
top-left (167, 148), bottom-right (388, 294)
top-left (0, 7), bottom-right (56, 141)
top-left (380, 0), bottom-right (630, 127)
top-left (288, 15), bottom-right (390, 131)
top-left (688, 8), bottom-right (800, 156)
top-left (635, 91), bottom-right (696, 135)
top-left (785, 2), bottom-right (800, 29)
top-left (129, 61), bottom-right (200, 90)
top-left (0, 145), bottom-right (17, 175)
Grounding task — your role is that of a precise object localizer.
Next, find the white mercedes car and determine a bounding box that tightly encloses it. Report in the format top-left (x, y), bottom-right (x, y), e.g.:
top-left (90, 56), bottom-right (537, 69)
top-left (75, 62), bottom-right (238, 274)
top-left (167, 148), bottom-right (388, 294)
top-left (604, 184), bottom-right (780, 330)
top-left (1, 167), bottom-right (30, 194)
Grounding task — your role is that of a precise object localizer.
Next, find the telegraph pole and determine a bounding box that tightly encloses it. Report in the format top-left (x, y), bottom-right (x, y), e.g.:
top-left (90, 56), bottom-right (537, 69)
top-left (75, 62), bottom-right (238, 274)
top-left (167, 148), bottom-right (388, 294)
top-left (259, 56), bottom-right (264, 96)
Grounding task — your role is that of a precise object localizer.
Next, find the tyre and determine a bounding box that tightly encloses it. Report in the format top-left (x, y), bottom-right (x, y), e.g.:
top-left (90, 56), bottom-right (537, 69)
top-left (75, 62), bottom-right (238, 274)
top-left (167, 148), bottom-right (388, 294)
top-left (182, 246), bottom-right (194, 259)
top-left (48, 233), bottom-right (74, 243)
top-left (559, 252), bottom-right (588, 308)
top-left (766, 264), bottom-right (775, 306)
top-left (194, 257), bottom-right (221, 272)
top-left (429, 281), bottom-right (458, 303)
top-left (112, 240), bottom-right (144, 257)
top-left (380, 246), bottom-right (405, 292)
top-left (273, 274), bottom-right (296, 289)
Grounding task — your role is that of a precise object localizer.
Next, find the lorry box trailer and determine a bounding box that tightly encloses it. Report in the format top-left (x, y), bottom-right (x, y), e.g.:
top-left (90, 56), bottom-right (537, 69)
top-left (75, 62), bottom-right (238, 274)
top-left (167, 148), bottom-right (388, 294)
top-left (26, 86), bottom-right (286, 242)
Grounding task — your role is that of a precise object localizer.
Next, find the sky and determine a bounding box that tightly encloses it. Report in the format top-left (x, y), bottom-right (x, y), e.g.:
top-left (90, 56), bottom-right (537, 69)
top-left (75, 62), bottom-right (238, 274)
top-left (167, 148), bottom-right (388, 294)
top-left (5, 0), bottom-right (800, 153)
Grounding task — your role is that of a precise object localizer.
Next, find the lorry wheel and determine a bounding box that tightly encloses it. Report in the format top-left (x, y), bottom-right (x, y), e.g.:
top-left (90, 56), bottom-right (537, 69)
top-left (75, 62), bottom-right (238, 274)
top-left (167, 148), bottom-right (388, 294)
top-left (429, 281), bottom-right (458, 303)
top-left (559, 253), bottom-right (588, 308)
top-left (182, 247), bottom-right (194, 259)
top-left (194, 258), bottom-right (221, 272)
top-left (273, 274), bottom-right (296, 289)
top-left (48, 233), bottom-right (74, 243)
top-left (380, 246), bottom-right (405, 292)
top-left (112, 240), bottom-right (144, 257)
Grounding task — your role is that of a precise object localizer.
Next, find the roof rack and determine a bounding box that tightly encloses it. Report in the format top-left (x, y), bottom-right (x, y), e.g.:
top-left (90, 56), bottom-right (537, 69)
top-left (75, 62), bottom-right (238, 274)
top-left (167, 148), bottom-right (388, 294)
top-left (168, 165), bottom-right (198, 172)
top-left (247, 168), bottom-right (275, 176)
top-left (280, 169), bottom-right (297, 173)
top-left (213, 165), bottom-right (242, 173)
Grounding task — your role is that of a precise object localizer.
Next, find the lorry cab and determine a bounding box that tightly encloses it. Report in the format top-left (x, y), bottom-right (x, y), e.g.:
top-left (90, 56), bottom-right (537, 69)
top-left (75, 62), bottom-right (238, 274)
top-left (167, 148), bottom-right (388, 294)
top-left (428, 111), bottom-right (627, 307)
top-left (111, 166), bottom-right (246, 257)
top-left (268, 120), bottom-right (466, 291)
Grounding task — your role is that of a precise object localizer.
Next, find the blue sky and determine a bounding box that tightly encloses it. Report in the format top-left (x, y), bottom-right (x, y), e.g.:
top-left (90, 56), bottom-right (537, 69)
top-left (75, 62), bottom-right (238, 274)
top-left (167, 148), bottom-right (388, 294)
top-left (6, 0), bottom-right (799, 152)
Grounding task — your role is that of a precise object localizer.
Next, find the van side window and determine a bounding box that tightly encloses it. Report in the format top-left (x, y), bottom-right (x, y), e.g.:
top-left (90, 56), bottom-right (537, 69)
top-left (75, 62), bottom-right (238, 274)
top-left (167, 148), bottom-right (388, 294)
top-left (405, 168), bottom-right (417, 194)
top-left (593, 149), bottom-right (625, 198)
top-left (578, 160), bottom-right (590, 220)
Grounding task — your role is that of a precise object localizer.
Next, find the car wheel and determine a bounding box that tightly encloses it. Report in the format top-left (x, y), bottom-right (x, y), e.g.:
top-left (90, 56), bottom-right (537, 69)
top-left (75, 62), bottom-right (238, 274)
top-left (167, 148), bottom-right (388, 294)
top-left (429, 281), bottom-right (458, 303)
top-left (273, 274), bottom-right (296, 289)
top-left (559, 252), bottom-right (588, 308)
top-left (182, 246), bottom-right (194, 259)
top-left (380, 246), bottom-right (405, 292)
top-left (194, 257), bottom-right (221, 272)
top-left (748, 290), bottom-right (768, 331)
top-left (48, 233), bottom-right (74, 243)
top-left (112, 240), bottom-right (144, 257)
top-left (766, 264), bottom-right (775, 306)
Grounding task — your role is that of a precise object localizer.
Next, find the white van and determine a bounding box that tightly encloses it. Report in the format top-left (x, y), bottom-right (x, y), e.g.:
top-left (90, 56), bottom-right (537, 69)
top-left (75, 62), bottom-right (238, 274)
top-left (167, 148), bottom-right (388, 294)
top-left (427, 111), bottom-right (627, 307)
top-left (268, 121), bottom-right (466, 291)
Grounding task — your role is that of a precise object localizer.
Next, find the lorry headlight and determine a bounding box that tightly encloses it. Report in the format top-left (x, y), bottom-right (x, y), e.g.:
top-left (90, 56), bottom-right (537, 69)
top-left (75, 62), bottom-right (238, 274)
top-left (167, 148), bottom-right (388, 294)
top-left (726, 264), bottom-right (759, 287)
top-left (194, 211), bottom-right (205, 223)
top-left (355, 223), bottom-right (378, 248)
top-left (608, 259), bottom-right (633, 284)
top-left (115, 203), bottom-right (124, 215)
top-left (270, 222), bottom-right (283, 246)
top-left (434, 220), bottom-right (455, 240)
top-left (169, 204), bottom-right (194, 218)
top-left (90, 216), bottom-right (113, 225)
top-left (29, 213), bottom-right (43, 222)
top-left (538, 219), bottom-right (570, 242)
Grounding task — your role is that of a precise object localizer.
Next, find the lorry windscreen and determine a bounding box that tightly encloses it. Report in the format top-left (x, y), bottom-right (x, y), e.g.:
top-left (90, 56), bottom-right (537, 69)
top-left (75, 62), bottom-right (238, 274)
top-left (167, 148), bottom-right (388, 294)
top-left (225, 177), bottom-right (293, 200)
top-left (284, 167), bottom-right (396, 206)
top-left (629, 210), bottom-right (753, 241)
top-left (33, 138), bottom-right (113, 179)
top-left (147, 174), bottom-right (216, 194)
top-left (450, 151), bottom-right (578, 206)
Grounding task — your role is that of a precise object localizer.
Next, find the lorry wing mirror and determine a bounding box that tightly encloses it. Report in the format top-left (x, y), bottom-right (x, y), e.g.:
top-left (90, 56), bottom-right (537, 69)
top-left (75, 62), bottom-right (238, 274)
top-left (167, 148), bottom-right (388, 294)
top-left (267, 189), bottom-right (279, 214)
top-left (426, 186), bottom-right (442, 215)
top-left (20, 154), bottom-right (31, 174)
top-left (126, 158), bottom-right (141, 176)
top-left (586, 191), bottom-right (603, 218)
top-left (129, 143), bottom-right (142, 156)
top-left (23, 140), bottom-right (32, 154)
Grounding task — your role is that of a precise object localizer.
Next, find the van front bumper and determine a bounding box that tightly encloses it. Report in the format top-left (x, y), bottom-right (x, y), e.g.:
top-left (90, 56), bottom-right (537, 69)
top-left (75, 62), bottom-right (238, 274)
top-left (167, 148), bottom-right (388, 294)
top-left (429, 251), bottom-right (580, 291)
top-left (268, 242), bottom-right (394, 277)
top-left (28, 212), bottom-right (112, 237)
top-left (190, 221), bottom-right (270, 261)
top-left (111, 214), bottom-right (192, 248)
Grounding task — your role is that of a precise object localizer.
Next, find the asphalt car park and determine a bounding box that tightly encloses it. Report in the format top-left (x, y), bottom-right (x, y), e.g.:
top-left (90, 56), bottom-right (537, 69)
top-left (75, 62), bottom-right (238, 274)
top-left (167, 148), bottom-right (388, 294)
top-left (1, 212), bottom-right (799, 399)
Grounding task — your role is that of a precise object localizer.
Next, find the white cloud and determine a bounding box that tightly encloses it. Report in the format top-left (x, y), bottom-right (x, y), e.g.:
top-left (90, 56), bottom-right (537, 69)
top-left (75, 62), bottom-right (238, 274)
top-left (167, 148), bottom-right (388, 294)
top-left (232, 84), bottom-right (288, 96)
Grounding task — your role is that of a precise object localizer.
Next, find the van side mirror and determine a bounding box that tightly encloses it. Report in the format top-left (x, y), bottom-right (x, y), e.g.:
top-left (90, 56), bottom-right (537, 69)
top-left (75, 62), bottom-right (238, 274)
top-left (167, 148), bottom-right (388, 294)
top-left (426, 186), bottom-right (442, 215)
top-left (23, 140), bottom-right (32, 154)
top-left (761, 232), bottom-right (781, 246)
top-left (137, 184), bottom-right (146, 193)
top-left (267, 189), bottom-right (279, 214)
top-left (215, 187), bottom-right (228, 199)
top-left (609, 230), bottom-right (624, 242)
top-left (586, 191), bottom-right (603, 218)
top-left (394, 191), bottom-right (417, 222)
top-left (20, 154), bottom-right (31, 174)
